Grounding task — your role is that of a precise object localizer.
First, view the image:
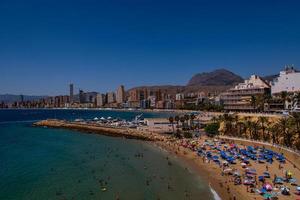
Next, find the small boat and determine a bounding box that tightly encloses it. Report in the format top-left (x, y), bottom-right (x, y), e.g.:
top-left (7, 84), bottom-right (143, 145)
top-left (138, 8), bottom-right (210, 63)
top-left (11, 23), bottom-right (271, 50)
top-left (101, 187), bottom-right (107, 192)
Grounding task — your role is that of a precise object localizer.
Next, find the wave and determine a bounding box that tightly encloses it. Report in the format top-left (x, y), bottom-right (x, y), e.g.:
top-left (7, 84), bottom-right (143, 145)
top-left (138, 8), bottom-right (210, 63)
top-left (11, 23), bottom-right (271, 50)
top-left (209, 185), bottom-right (222, 200)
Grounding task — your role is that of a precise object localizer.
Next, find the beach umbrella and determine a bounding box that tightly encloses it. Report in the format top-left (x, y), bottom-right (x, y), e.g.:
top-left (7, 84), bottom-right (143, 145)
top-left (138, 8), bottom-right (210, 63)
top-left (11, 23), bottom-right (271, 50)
top-left (263, 172), bottom-right (271, 178)
top-left (224, 168), bottom-right (233, 174)
top-left (289, 178), bottom-right (297, 185)
top-left (259, 176), bottom-right (265, 182)
top-left (241, 163), bottom-right (247, 167)
top-left (263, 183), bottom-right (273, 191)
top-left (234, 171), bottom-right (241, 176)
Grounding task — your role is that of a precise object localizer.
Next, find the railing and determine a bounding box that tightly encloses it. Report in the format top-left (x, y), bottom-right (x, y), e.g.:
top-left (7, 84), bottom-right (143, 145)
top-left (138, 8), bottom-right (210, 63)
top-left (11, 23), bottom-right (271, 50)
top-left (218, 135), bottom-right (300, 156)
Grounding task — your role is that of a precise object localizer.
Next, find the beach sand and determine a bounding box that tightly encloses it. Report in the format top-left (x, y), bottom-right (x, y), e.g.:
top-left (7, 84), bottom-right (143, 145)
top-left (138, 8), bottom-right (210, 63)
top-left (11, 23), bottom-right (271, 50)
top-left (155, 136), bottom-right (300, 200)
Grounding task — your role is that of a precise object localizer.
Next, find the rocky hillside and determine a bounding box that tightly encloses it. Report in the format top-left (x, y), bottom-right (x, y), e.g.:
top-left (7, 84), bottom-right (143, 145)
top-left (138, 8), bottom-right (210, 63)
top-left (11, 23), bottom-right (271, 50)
top-left (187, 69), bottom-right (243, 86)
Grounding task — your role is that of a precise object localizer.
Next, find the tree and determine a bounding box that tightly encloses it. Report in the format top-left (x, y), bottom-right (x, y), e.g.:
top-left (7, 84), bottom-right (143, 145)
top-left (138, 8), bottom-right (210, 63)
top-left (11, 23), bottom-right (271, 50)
top-left (276, 117), bottom-right (293, 147)
top-left (268, 124), bottom-right (280, 144)
top-left (291, 112), bottom-right (300, 136)
top-left (248, 121), bottom-right (260, 140)
top-left (222, 114), bottom-right (234, 135)
top-left (205, 123), bottom-right (220, 136)
top-left (258, 116), bottom-right (268, 141)
top-left (236, 121), bottom-right (246, 138)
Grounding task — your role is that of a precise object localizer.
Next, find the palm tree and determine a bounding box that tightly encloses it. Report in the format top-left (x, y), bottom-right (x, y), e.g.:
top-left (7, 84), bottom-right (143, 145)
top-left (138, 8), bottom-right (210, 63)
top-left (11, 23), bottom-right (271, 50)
top-left (211, 116), bottom-right (218, 123)
top-left (258, 116), bottom-right (268, 141)
top-left (169, 116), bottom-right (175, 134)
top-left (248, 121), bottom-right (260, 140)
top-left (236, 121), bottom-right (245, 138)
top-left (268, 124), bottom-right (280, 144)
top-left (222, 114), bottom-right (234, 136)
top-left (291, 112), bottom-right (300, 134)
top-left (232, 114), bottom-right (239, 137)
top-left (276, 117), bottom-right (293, 147)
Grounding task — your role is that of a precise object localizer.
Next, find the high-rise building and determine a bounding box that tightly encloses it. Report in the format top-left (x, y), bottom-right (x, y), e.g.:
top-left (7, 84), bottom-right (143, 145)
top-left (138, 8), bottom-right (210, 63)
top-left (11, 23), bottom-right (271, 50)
top-left (116, 85), bottom-right (125, 104)
top-left (96, 93), bottom-right (106, 107)
top-left (69, 84), bottom-right (74, 103)
top-left (79, 90), bottom-right (85, 104)
top-left (129, 89), bottom-right (139, 102)
top-left (107, 92), bottom-right (116, 104)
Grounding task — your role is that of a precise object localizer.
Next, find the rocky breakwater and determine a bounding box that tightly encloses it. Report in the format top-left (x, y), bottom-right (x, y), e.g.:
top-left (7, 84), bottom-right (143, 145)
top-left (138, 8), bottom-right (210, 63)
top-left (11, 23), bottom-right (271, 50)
top-left (34, 119), bottom-right (165, 141)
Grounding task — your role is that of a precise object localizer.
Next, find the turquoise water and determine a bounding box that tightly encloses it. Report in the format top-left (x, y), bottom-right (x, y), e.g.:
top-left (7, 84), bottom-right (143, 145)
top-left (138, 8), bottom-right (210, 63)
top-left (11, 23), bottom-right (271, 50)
top-left (0, 110), bottom-right (213, 200)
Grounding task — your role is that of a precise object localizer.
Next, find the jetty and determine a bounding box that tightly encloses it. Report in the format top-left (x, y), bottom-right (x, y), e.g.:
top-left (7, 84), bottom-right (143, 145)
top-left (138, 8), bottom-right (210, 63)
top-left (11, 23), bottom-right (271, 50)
top-left (33, 119), bottom-right (165, 141)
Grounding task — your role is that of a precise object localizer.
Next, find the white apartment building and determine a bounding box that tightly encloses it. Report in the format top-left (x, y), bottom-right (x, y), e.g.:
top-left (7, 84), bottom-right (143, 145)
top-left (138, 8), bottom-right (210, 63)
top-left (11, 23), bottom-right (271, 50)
top-left (271, 66), bottom-right (300, 94)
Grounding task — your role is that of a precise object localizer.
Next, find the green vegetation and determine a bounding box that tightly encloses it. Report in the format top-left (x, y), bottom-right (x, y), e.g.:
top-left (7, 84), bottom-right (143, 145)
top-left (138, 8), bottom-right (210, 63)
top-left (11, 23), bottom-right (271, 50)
top-left (219, 112), bottom-right (300, 150)
top-left (204, 123), bottom-right (220, 136)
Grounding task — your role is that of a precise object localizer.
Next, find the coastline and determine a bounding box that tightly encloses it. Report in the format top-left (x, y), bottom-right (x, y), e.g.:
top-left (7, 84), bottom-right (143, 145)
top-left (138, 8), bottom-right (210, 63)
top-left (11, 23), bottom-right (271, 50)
top-left (33, 119), bottom-right (233, 199)
top-left (34, 119), bottom-right (300, 200)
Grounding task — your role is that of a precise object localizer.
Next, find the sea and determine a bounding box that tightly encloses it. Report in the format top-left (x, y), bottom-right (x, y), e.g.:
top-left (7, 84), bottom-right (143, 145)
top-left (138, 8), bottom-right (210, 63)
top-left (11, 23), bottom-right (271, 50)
top-left (0, 109), bottom-right (215, 200)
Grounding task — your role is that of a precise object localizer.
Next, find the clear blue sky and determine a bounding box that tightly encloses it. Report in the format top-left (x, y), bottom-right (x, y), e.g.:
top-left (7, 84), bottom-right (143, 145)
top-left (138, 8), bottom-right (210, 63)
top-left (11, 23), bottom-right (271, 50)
top-left (1, 0), bottom-right (299, 95)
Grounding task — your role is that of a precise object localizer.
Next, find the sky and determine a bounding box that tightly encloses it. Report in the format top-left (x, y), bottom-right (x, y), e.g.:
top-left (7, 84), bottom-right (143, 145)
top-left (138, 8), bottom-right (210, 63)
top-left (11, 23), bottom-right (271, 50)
top-left (0, 0), bottom-right (300, 95)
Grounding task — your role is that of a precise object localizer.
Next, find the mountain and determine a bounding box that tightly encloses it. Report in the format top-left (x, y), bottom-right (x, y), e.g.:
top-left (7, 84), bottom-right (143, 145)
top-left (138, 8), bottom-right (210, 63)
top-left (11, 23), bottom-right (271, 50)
top-left (187, 69), bottom-right (243, 86)
top-left (0, 94), bottom-right (47, 103)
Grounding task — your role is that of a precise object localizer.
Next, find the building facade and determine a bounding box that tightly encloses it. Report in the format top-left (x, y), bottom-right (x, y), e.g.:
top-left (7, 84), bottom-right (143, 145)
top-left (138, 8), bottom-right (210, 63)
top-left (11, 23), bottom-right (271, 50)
top-left (116, 85), bottom-right (125, 104)
top-left (220, 75), bottom-right (271, 111)
top-left (107, 92), bottom-right (116, 104)
top-left (271, 66), bottom-right (300, 94)
top-left (96, 93), bottom-right (106, 107)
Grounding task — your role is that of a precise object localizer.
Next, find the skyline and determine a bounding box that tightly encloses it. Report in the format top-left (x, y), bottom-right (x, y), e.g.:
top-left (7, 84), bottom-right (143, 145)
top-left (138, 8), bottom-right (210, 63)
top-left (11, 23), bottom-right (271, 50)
top-left (1, 0), bottom-right (300, 95)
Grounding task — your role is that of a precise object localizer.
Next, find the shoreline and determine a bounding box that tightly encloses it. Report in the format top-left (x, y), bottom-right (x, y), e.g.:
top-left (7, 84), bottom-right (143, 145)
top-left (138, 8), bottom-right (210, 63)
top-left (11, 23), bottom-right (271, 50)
top-left (34, 119), bottom-right (229, 199)
top-left (34, 119), bottom-right (300, 200)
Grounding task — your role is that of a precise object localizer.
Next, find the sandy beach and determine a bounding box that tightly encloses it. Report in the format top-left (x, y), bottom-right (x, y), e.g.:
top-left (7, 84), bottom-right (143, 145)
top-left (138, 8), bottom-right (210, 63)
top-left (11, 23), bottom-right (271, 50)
top-left (35, 119), bottom-right (300, 200)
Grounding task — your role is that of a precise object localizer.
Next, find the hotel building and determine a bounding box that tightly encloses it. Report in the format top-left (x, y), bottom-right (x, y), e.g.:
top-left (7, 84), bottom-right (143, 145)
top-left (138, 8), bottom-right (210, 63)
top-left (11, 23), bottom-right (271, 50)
top-left (220, 75), bottom-right (271, 111)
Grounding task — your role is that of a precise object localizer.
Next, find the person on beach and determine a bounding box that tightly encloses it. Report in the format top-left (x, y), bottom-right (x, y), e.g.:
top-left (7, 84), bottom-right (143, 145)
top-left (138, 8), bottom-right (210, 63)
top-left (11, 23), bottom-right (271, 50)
top-left (227, 185), bottom-right (230, 194)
